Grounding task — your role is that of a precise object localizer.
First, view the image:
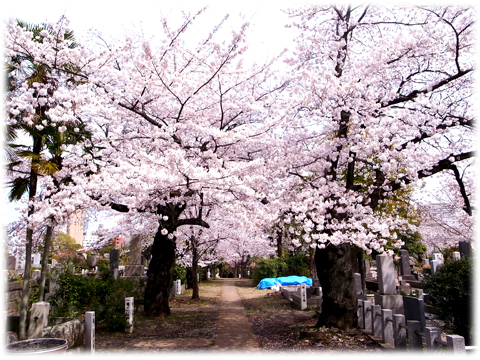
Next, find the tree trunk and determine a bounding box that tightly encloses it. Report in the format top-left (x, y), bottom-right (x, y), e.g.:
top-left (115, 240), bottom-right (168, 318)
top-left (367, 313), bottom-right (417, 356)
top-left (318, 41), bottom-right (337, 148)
top-left (19, 141), bottom-right (41, 340)
top-left (315, 243), bottom-right (357, 330)
top-left (19, 228), bottom-right (33, 340)
top-left (191, 238), bottom-right (200, 300)
top-left (276, 229), bottom-right (283, 258)
top-left (144, 223), bottom-right (177, 316)
top-left (38, 223), bottom-right (53, 301)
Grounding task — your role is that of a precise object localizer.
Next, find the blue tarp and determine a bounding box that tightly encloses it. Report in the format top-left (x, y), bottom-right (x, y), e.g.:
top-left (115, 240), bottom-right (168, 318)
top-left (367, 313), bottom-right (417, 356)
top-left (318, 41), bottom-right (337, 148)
top-left (256, 276), bottom-right (313, 289)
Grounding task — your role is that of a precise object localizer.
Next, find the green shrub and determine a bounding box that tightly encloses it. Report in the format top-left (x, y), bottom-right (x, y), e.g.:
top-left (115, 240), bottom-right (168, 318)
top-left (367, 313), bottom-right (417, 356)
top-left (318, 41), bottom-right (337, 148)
top-left (252, 257), bottom-right (287, 283)
top-left (284, 251), bottom-right (310, 277)
top-left (172, 265), bottom-right (187, 285)
top-left (252, 251), bottom-right (311, 284)
top-left (422, 257), bottom-right (473, 345)
top-left (49, 265), bottom-right (137, 332)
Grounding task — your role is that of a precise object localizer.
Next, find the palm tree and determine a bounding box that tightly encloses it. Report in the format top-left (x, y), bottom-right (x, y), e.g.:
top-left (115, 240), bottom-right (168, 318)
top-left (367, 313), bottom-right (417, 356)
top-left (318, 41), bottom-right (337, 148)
top-left (5, 19), bottom-right (91, 339)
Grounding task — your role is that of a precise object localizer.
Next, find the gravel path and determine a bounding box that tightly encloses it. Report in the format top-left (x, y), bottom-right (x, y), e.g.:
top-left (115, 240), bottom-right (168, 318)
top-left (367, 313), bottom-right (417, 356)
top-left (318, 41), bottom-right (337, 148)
top-left (94, 278), bottom-right (384, 353)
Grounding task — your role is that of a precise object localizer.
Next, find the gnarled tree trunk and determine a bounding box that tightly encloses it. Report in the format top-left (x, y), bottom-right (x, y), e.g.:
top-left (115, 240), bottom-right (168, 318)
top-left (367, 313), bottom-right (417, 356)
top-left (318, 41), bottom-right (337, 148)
top-left (144, 222), bottom-right (177, 316)
top-left (315, 243), bottom-right (358, 330)
top-left (142, 200), bottom-right (209, 316)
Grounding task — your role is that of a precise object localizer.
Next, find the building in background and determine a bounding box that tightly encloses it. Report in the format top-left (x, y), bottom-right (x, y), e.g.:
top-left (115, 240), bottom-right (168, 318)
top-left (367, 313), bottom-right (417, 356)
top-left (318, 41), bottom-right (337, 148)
top-left (67, 209), bottom-right (84, 246)
top-left (83, 234), bottom-right (100, 249)
top-left (111, 234), bottom-right (126, 248)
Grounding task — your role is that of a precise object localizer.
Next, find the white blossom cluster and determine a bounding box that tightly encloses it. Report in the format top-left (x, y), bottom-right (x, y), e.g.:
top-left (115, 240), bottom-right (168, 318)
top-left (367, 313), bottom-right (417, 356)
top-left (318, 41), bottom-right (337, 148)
top-left (4, 5), bottom-right (474, 263)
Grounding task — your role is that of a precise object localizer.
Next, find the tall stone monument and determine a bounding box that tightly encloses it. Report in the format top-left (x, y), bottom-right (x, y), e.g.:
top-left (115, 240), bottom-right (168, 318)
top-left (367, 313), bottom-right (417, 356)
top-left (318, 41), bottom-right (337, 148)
top-left (109, 247), bottom-right (119, 273)
top-left (124, 235), bottom-right (145, 278)
top-left (374, 254), bottom-right (403, 312)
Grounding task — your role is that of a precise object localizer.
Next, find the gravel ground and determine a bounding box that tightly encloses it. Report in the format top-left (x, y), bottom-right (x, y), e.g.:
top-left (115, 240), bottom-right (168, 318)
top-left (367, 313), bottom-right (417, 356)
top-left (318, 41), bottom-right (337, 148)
top-left (93, 278), bottom-right (448, 353)
top-left (236, 280), bottom-right (383, 352)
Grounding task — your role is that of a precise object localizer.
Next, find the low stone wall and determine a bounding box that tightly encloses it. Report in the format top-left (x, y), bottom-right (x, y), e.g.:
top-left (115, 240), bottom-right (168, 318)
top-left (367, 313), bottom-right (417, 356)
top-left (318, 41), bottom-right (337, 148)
top-left (6, 316), bottom-right (85, 351)
top-left (42, 318), bottom-right (85, 349)
top-left (5, 280), bottom-right (39, 316)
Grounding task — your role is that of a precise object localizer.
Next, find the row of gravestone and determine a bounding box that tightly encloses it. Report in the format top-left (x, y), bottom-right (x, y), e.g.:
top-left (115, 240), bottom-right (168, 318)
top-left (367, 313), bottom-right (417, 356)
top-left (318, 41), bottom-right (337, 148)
top-left (356, 248), bottom-right (474, 340)
top-left (357, 298), bottom-right (467, 353)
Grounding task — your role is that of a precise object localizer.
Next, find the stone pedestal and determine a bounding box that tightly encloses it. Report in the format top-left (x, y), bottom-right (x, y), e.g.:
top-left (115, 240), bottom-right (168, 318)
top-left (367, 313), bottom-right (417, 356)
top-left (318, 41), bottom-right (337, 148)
top-left (374, 293), bottom-right (404, 309)
top-left (124, 265), bottom-right (144, 277)
top-left (27, 302), bottom-right (50, 339)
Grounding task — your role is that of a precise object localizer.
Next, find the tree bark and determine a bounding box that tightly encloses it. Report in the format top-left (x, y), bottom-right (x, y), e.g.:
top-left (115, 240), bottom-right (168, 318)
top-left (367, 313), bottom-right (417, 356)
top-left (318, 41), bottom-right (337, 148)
top-left (315, 243), bottom-right (358, 329)
top-left (191, 237), bottom-right (200, 300)
top-left (19, 139), bottom-right (42, 340)
top-left (38, 223), bottom-right (53, 301)
top-left (142, 201), bottom-right (209, 316)
top-left (144, 222), bottom-right (177, 316)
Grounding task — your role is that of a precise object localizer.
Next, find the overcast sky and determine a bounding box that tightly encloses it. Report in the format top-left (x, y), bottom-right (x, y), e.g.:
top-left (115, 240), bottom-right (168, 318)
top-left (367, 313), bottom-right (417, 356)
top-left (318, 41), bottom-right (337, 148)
top-left (3, 0), bottom-right (304, 65)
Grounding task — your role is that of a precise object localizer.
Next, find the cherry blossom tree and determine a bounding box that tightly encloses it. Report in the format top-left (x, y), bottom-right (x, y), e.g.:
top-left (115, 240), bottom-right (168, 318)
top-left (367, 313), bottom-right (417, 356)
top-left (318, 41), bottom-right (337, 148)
top-left (57, 9), bottom-right (285, 315)
top-left (279, 5), bottom-right (474, 329)
top-left (415, 161), bottom-right (475, 253)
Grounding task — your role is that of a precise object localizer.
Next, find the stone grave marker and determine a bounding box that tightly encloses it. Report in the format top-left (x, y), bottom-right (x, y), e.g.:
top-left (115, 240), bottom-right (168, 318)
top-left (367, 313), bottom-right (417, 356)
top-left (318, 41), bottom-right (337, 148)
top-left (459, 241), bottom-right (472, 258)
top-left (125, 297), bottom-right (134, 333)
top-left (374, 254), bottom-right (403, 310)
top-left (399, 249), bottom-right (412, 276)
top-left (354, 273), bottom-right (364, 298)
top-left (85, 311), bottom-right (95, 353)
top-left (32, 253), bottom-right (41, 268)
top-left (27, 301), bottom-right (50, 339)
top-left (7, 255), bottom-right (16, 270)
top-left (300, 283), bottom-right (307, 310)
top-left (124, 235), bottom-right (144, 277)
top-left (32, 269), bottom-right (41, 280)
top-left (109, 247), bottom-right (119, 273)
top-left (377, 254), bottom-right (396, 295)
top-left (403, 296), bottom-right (426, 332)
top-left (87, 254), bottom-right (98, 268)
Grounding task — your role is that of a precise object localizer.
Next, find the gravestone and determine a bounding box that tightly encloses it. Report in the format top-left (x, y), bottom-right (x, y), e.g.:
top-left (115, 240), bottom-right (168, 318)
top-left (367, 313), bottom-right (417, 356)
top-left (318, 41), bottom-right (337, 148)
top-left (459, 241), bottom-right (472, 258)
top-left (73, 252), bottom-right (86, 268)
top-left (85, 311), bottom-right (95, 353)
top-left (124, 235), bottom-right (144, 277)
top-left (374, 254), bottom-right (403, 310)
top-left (399, 250), bottom-right (411, 276)
top-left (452, 251), bottom-right (461, 260)
top-left (363, 259), bottom-right (372, 278)
top-left (125, 297), bottom-right (134, 333)
top-left (87, 254), bottom-right (98, 268)
top-left (354, 273), bottom-right (364, 298)
top-left (32, 269), bottom-right (41, 280)
top-left (430, 260), bottom-right (440, 274)
top-left (300, 283), bottom-right (307, 310)
top-left (432, 253), bottom-right (444, 263)
top-left (32, 253), bottom-right (41, 268)
top-left (403, 296), bottom-right (426, 332)
top-left (376, 254), bottom-right (396, 295)
top-left (27, 301), bottom-right (50, 339)
top-left (7, 255), bottom-right (16, 270)
top-left (109, 248), bottom-right (119, 273)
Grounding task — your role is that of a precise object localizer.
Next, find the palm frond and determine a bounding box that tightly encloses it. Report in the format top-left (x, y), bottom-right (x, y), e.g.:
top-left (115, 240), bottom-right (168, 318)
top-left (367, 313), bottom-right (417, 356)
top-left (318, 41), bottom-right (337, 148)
top-left (7, 177), bottom-right (30, 201)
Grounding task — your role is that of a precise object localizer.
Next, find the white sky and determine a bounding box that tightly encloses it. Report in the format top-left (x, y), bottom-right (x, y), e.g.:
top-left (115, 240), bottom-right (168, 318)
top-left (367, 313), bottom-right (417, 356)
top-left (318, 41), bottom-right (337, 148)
top-left (2, 0), bottom-right (304, 65)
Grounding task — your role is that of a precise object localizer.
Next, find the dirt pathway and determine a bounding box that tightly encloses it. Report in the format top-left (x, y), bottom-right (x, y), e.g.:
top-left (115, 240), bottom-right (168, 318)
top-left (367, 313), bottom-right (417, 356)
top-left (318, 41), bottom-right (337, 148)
top-left (212, 279), bottom-right (260, 351)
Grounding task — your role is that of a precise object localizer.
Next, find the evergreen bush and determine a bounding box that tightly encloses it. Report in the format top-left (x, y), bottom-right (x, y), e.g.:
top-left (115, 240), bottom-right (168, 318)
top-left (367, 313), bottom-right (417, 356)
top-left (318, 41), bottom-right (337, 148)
top-left (49, 265), bottom-right (137, 332)
top-left (422, 257), bottom-right (473, 345)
